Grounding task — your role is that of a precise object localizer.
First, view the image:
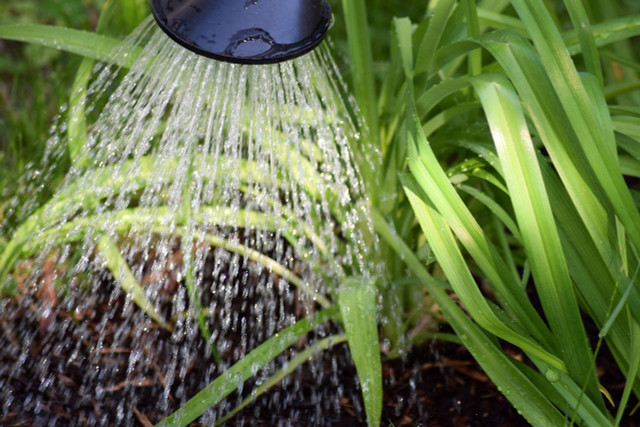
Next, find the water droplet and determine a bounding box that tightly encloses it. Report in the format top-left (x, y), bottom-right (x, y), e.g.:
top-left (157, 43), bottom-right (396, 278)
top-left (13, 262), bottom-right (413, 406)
top-left (545, 368), bottom-right (560, 383)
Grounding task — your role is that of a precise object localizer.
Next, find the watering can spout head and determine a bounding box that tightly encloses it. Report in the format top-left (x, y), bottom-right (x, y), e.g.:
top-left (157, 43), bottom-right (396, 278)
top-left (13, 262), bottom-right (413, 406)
top-left (151, 0), bottom-right (331, 64)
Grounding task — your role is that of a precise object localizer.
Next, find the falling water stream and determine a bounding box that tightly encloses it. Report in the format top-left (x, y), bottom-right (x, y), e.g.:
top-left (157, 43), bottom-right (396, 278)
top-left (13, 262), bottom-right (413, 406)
top-left (0, 17), bottom-right (376, 425)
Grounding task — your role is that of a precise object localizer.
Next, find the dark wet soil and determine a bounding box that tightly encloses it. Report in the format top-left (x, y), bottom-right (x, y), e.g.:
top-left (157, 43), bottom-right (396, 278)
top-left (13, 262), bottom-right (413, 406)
top-left (5, 293), bottom-right (639, 427)
top-left (1, 266), bottom-right (639, 426)
top-left (0, 297), bottom-right (526, 427)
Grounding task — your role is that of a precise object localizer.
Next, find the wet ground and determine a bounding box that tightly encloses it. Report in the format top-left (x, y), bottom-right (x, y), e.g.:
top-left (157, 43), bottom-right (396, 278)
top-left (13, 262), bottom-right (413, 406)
top-left (0, 297), bottom-right (524, 426)
top-left (1, 278), bottom-right (639, 426)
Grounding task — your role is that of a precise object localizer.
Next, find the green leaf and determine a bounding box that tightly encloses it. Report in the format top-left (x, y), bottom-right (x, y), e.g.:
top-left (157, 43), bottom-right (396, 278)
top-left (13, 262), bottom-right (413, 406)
top-left (415, 0), bottom-right (457, 76)
top-left (67, 59), bottom-right (92, 163)
top-left (475, 31), bottom-right (622, 307)
top-left (215, 334), bottom-right (348, 425)
top-left (97, 235), bottom-right (171, 331)
top-left (401, 174), bottom-right (561, 370)
top-left (156, 307), bottom-right (338, 426)
top-left (68, 0), bottom-right (119, 164)
top-left (614, 319), bottom-right (640, 425)
top-left (463, 0), bottom-right (482, 76)
top-left (564, 0), bottom-right (602, 84)
top-left (511, 0), bottom-right (640, 267)
top-left (404, 99), bottom-right (555, 353)
top-left (0, 24), bottom-right (137, 66)
top-left (341, 0), bottom-right (380, 162)
top-left (471, 74), bottom-right (602, 406)
top-left (339, 276), bottom-right (382, 427)
top-left (564, 14), bottom-right (640, 55)
top-left (458, 184), bottom-right (521, 243)
top-left (477, 7), bottom-right (527, 35)
top-left (394, 17), bottom-right (414, 79)
top-left (600, 265), bottom-right (640, 339)
top-left (372, 209), bottom-right (566, 425)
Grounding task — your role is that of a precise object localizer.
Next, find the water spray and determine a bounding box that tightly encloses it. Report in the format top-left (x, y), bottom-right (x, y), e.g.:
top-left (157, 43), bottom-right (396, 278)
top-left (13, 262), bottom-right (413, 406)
top-left (0, 2), bottom-right (378, 423)
top-left (151, 0), bottom-right (332, 64)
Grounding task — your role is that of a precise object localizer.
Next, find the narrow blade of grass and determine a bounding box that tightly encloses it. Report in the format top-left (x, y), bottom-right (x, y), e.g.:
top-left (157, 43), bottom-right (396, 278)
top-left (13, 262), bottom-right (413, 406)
top-left (403, 99), bottom-right (554, 350)
top-left (155, 307), bottom-right (338, 427)
top-left (372, 210), bottom-right (566, 425)
top-left (529, 357), bottom-right (613, 426)
top-left (600, 264), bottom-right (640, 338)
top-left (341, 0), bottom-right (380, 157)
top-left (97, 235), bottom-right (171, 331)
top-left (477, 7), bottom-right (527, 35)
top-left (463, 0), bottom-right (482, 77)
top-left (339, 276), bottom-right (382, 427)
top-left (215, 334), bottom-right (347, 425)
top-left (511, 0), bottom-right (640, 262)
top-left (67, 0), bottom-right (119, 164)
top-left (0, 24), bottom-right (136, 66)
top-left (415, 0), bottom-right (457, 76)
top-left (394, 17), bottom-right (414, 79)
top-left (564, 14), bottom-right (640, 55)
top-left (614, 319), bottom-right (640, 425)
top-left (401, 174), bottom-right (562, 371)
top-left (564, 0), bottom-right (602, 84)
top-left (476, 32), bottom-right (618, 296)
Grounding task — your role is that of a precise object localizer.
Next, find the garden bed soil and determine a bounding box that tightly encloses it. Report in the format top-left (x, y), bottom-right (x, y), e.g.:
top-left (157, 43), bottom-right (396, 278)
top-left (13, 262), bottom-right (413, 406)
top-left (1, 259), bottom-right (639, 426)
top-left (3, 293), bottom-right (640, 427)
top-left (0, 296), bottom-right (523, 426)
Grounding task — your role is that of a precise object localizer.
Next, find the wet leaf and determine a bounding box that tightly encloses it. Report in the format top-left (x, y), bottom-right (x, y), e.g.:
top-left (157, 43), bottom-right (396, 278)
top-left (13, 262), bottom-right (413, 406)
top-left (97, 236), bottom-right (172, 332)
top-left (339, 276), bottom-right (382, 427)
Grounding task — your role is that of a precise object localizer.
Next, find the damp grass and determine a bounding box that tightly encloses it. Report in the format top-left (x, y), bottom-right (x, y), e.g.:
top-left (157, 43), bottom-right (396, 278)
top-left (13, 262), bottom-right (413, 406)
top-left (367, 0), bottom-right (640, 424)
top-left (156, 307), bottom-right (340, 427)
top-left (2, 0), bottom-right (640, 425)
top-left (213, 333), bottom-right (349, 426)
top-left (97, 234), bottom-right (172, 331)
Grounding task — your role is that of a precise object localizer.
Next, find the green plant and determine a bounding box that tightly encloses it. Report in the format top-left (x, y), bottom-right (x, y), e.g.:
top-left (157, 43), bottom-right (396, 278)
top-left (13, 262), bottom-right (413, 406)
top-left (361, 0), bottom-right (640, 424)
top-left (2, 0), bottom-right (640, 426)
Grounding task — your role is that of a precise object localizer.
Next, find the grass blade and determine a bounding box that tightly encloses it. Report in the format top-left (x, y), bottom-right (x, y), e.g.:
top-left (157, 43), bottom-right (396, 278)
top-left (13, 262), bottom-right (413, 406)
top-left (564, 14), bottom-right (640, 55)
top-left (215, 334), bottom-right (347, 425)
top-left (511, 0), bottom-right (640, 259)
top-left (97, 235), bottom-right (171, 331)
top-left (339, 276), bottom-right (382, 427)
top-left (415, 0), bottom-right (457, 76)
top-left (67, 0), bottom-right (119, 164)
top-left (472, 74), bottom-right (602, 406)
top-left (341, 0), bottom-right (379, 151)
top-left (402, 174), bottom-right (562, 370)
top-left (614, 320), bottom-right (640, 425)
top-left (0, 24), bottom-right (135, 66)
top-left (564, 0), bottom-right (602, 84)
top-left (156, 307), bottom-right (338, 426)
top-left (394, 17), bottom-right (414, 79)
top-left (404, 100), bottom-right (554, 351)
top-left (600, 265), bottom-right (640, 338)
top-left (372, 210), bottom-right (566, 425)
top-left (476, 32), bottom-right (618, 292)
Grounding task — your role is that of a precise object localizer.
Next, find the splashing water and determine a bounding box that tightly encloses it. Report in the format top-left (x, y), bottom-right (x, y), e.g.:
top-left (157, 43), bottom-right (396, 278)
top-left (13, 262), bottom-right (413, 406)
top-left (0, 17), bottom-right (375, 424)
